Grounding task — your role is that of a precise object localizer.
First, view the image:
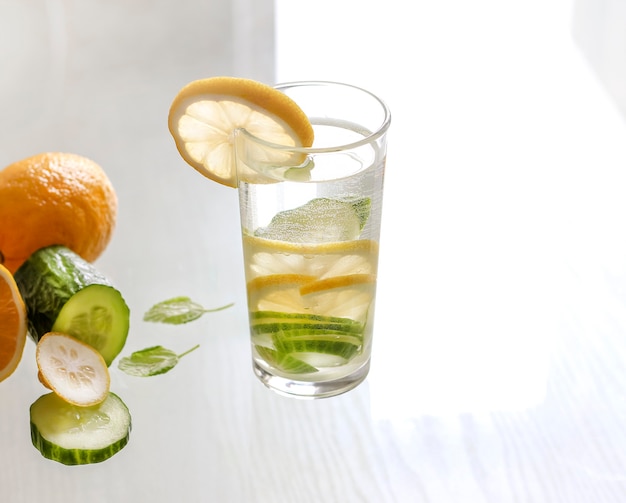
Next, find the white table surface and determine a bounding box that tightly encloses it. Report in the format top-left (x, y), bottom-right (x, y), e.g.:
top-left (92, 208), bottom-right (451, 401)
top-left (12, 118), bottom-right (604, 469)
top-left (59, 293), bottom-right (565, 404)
top-left (3, 0), bottom-right (626, 501)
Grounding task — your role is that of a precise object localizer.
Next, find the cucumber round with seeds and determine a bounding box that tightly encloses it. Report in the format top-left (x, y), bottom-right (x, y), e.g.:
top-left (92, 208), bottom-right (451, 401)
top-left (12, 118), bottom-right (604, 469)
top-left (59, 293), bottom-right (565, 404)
top-left (14, 245), bottom-right (130, 366)
top-left (30, 392), bottom-right (131, 465)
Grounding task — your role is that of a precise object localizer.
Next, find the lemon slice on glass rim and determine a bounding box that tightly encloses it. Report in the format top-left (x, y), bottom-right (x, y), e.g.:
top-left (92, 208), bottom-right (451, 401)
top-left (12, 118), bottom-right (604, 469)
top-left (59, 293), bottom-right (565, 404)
top-left (168, 76), bottom-right (315, 187)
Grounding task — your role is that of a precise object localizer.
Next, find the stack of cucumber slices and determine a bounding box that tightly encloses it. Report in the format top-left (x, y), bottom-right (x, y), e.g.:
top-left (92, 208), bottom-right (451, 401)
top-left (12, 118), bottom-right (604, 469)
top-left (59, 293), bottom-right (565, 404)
top-left (251, 311), bottom-right (364, 373)
top-left (14, 245), bottom-right (132, 465)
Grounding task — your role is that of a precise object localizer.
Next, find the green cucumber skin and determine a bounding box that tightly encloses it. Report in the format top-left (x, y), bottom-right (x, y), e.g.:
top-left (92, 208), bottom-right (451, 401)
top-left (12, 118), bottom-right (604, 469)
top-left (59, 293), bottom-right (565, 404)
top-left (252, 322), bottom-right (363, 336)
top-left (14, 245), bottom-right (113, 341)
top-left (250, 310), bottom-right (363, 327)
top-left (30, 424), bottom-right (130, 466)
top-left (30, 392), bottom-right (132, 466)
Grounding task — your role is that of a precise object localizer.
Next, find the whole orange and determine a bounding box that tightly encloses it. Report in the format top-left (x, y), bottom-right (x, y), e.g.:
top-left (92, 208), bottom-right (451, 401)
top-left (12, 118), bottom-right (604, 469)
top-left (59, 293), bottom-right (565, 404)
top-left (0, 152), bottom-right (118, 273)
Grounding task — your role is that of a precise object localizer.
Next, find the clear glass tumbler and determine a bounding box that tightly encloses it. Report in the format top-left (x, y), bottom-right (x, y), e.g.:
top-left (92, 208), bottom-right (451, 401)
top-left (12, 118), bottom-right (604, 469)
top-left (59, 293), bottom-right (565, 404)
top-left (235, 81), bottom-right (391, 398)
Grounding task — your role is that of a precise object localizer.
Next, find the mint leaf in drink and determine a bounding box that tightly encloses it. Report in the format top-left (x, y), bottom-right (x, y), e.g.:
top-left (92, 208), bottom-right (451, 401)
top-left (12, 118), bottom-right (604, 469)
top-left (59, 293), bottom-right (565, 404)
top-left (118, 345), bottom-right (199, 377)
top-left (255, 197), bottom-right (371, 243)
top-left (143, 296), bottom-right (233, 324)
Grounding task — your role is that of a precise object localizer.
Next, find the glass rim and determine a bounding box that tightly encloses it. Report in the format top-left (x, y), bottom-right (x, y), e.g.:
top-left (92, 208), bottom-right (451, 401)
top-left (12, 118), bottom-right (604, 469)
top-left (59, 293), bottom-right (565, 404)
top-left (235, 80), bottom-right (391, 154)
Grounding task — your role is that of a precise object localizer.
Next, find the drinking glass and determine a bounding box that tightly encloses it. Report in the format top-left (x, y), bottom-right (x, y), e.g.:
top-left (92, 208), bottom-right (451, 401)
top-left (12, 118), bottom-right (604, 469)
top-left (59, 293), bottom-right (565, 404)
top-left (235, 81), bottom-right (390, 398)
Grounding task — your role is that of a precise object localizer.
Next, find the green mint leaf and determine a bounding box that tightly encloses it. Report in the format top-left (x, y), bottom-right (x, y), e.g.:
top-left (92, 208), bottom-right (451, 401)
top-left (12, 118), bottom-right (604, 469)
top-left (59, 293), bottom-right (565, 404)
top-left (118, 344), bottom-right (200, 377)
top-left (255, 346), bottom-right (318, 374)
top-left (143, 296), bottom-right (233, 324)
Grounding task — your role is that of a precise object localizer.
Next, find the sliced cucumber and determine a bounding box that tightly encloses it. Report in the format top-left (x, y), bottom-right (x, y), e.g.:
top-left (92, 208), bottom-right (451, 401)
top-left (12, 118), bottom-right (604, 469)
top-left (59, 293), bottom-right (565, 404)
top-left (251, 310), bottom-right (364, 373)
top-left (14, 245), bottom-right (130, 366)
top-left (51, 285), bottom-right (130, 366)
top-left (250, 311), bottom-right (364, 331)
top-left (252, 321), bottom-right (363, 335)
top-left (30, 392), bottom-right (131, 465)
top-left (273, 335), bottom-right (360, 360)
top-left (251, 311), bottom-right (364, 344)
top-left (253, 324), bottom-right (363, 338)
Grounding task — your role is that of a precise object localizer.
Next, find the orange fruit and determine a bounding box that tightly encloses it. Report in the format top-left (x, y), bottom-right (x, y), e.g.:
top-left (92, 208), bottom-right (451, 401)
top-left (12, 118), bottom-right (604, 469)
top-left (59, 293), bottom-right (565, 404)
top-left (0, 263), bottom-right (27, 383)
top-left (168, 76), bottom-right (314, 187)
top-left (0, 152), bottom-right (118, 273)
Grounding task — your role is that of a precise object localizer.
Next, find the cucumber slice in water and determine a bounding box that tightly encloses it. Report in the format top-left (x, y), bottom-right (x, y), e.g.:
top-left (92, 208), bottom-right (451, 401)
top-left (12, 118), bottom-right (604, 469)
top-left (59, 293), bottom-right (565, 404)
top-left (14, 245), bottom-right (130, 366)
top-left (30, 392), bottom-right (131, 465)
top-left (251, 310), bottom-right (365, 373)
top-left (273, 336), bottom-right (360, 360)
top-left (250, 310), bottom-right (364, 326)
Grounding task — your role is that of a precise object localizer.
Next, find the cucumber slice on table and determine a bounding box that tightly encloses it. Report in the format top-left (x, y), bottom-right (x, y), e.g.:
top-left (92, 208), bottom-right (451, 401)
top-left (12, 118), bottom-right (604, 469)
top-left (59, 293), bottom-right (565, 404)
top-left (14, 245), bottom-right (130, 366)
top-left (30, 392), bottom-right (131, 465)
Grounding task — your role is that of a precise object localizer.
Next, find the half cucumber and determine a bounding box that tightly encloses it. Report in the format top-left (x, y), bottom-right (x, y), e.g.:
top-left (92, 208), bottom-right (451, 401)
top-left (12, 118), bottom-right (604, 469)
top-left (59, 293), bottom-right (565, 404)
top-left (30, 392), bottom-right (131, 465)
top-left (14, 245), bottom-right (130, 366)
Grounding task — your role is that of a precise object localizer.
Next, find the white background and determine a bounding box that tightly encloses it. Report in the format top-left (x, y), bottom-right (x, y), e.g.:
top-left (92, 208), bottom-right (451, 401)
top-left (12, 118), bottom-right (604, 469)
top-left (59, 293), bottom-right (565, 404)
top-left (2, 0), bottom-right (626, 501)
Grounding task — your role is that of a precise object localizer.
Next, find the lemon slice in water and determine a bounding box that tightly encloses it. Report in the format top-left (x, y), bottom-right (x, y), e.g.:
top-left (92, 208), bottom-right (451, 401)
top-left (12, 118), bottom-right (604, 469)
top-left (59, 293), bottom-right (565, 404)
top-left (243, 236), bottom-right (379, 281)
top-left (300, 274), bottom-right (377, 322)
